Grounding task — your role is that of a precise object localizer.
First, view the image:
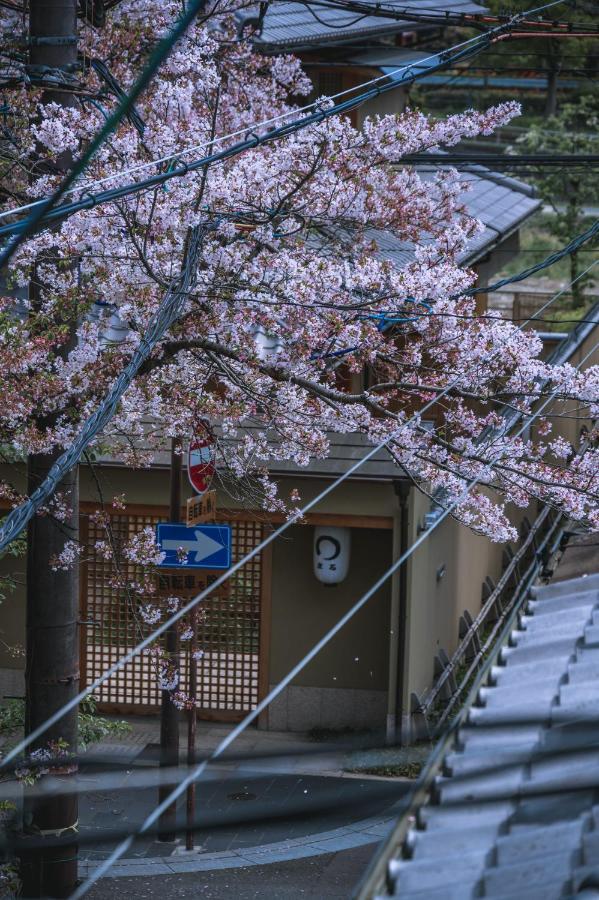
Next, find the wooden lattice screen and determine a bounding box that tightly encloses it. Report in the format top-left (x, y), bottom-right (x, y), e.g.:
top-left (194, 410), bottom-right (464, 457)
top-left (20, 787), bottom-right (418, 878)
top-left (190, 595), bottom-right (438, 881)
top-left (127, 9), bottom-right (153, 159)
top-left (80, 509), bottom-right (266, 720)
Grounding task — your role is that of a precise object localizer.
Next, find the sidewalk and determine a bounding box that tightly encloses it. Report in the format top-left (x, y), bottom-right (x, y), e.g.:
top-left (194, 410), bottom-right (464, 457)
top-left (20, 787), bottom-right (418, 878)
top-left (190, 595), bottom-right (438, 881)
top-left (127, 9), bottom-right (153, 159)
top-left (78, 718), bottom-right (409, 874)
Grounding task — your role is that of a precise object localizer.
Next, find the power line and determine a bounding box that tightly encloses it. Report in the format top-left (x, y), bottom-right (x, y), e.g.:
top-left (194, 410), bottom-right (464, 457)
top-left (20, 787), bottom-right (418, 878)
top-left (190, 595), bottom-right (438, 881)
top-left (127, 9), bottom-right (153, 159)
top-left (319, 230), bottom-right (599, 359)
top-left (0, 1), bottom-right (571, 240)
top-left (0, 223), bottom-right (207, 551)
top-left (399, 154), bottom-right (599, 168)
top-left (2, 254), bottom-right (594, 776)
top-left (70, 334), bottom-right (599, 898)
top-left (0, 0), bottom-right (211, 270)
top-left (298, 0), bottom-right (599, 33)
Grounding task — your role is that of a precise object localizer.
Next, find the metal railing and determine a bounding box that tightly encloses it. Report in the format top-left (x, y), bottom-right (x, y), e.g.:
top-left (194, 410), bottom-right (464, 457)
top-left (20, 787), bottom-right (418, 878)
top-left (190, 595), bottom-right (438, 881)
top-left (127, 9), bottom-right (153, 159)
top-left (415, 504), bottom-right (553, 731)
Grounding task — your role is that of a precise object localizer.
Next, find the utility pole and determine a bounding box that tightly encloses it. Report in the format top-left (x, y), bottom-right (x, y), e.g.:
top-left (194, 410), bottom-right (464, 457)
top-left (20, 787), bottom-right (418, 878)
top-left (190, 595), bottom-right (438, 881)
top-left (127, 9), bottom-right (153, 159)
top-left (158, 437), bottom-right (182, 840)
top-left (20, 2), bottom-right (80, 897)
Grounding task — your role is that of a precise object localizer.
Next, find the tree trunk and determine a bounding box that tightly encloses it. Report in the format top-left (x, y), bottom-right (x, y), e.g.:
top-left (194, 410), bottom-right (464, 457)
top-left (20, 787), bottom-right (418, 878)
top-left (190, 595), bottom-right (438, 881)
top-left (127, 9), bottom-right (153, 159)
top-left (20, 2), bottom-right (80, 897)
top-left (21, 457), bottom-right (79, 899)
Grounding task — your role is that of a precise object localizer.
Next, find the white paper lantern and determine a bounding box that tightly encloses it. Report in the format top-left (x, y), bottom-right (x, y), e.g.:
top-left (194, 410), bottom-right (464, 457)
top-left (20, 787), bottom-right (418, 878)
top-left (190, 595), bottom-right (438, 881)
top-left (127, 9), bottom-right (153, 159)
top-left (313, 526), bottom-right (351, 585)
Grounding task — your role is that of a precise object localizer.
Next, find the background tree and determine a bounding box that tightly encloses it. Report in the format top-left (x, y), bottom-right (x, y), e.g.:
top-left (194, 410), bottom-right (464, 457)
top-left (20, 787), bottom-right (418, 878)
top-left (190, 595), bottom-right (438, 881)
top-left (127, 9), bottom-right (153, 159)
top-left (515, 92), bottom-right (599, 307)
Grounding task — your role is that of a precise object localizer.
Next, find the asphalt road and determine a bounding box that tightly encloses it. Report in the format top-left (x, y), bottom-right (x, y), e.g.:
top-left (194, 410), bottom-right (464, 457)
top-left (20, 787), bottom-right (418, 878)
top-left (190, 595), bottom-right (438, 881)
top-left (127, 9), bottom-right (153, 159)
top-left (85, 843), bottom-right (377, 899)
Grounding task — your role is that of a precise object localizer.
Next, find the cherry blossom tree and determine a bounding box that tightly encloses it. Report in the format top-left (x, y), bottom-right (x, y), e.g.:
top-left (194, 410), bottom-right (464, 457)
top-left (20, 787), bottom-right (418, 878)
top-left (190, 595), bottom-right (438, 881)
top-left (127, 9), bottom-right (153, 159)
top-left (0, 0), bottom-right (597, 628)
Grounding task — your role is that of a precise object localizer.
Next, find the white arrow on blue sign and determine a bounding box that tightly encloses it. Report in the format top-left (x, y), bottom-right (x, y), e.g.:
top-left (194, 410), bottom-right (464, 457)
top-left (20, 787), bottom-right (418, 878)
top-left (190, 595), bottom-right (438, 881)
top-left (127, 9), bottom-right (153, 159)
top-left (156, 523), bottom-right (231, 569)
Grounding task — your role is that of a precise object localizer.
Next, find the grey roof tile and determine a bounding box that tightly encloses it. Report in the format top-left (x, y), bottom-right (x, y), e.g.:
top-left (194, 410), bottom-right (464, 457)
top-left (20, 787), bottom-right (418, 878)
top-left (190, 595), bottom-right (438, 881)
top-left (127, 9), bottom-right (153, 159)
top-left (434, 765), bottom-right (524, 804)
top-left (377, 576), bottom-right (599, 899)
top-left (474, 884), bottom-right (567, 900)
top-left (251, 0), bottom-right (486, 51)
top-left (389, 847), bottom-right (488, 892)
top-left (498, 637), bottom-right (577, 666)
top-left (418, 800), bottom-right (514, 831)
top-left (490, 658), bottom-right (567, 686)
top-left (582, 833), bottom-right (599, 865)
top-left (444, 748), bottom-right (532, 777)
top-left (407, 822), bottom-right (500, 859)
top-left (529, 573), bottom-right (599, 599)
top-left (482, 854), bottom-right (573, 897)
top-left (477, 678), bottom-right (559, 709)
top-left (457, 723), bottom-right (541, 751)
top-left (495, 820), bottom-right (585, 866)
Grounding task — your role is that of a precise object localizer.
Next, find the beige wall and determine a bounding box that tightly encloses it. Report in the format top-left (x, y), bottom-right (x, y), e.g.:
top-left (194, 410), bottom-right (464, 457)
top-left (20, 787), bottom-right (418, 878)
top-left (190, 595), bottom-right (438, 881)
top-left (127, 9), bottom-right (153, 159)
top-left (402, 488), bottom-right (528, 707)
top-left (356, 86), bottom-right (408, 129)
top-left (269, 524), bottom-right (392, 692)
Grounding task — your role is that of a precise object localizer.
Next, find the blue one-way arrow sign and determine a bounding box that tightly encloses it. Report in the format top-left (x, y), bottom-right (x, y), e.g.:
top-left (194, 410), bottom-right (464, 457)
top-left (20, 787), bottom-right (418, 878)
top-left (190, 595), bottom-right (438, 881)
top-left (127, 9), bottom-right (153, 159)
top-left (156, 523), bottom-right (231, 569)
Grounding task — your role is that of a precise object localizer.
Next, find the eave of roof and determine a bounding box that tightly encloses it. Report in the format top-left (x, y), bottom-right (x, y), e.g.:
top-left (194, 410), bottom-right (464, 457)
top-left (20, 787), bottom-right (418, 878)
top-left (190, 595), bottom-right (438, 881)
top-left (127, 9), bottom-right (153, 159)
top-left (246, 0), bottom-right (487, 52)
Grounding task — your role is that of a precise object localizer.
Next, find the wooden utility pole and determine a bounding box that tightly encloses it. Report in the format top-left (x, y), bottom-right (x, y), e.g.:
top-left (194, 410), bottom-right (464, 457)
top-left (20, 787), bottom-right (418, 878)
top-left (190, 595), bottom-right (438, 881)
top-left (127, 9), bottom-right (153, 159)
top-left (20, 3), bottom-right (80, 897)
top-left (158, 437), bottom-right (182, 840)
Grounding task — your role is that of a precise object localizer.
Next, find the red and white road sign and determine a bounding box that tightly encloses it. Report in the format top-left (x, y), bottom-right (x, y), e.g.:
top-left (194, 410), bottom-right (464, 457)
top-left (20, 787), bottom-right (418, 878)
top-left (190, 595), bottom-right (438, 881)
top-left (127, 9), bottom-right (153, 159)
top-left (187, 431), bottom-right (216, 496)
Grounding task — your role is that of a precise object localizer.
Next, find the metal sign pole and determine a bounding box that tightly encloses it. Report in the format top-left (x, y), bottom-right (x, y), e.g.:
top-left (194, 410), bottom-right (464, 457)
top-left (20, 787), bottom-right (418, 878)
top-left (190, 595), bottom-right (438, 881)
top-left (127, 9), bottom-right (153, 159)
top-left (185, 610), bottom-right (198, 851)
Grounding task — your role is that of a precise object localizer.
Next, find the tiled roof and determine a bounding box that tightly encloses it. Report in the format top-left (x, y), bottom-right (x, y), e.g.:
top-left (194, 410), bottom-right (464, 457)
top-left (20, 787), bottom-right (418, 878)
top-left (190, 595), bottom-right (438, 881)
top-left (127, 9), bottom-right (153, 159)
top-left (375, 572), bottom-right (599, 899)
top-left (103, 427), bottom-right (405, 481)
top-left (248, 1), bottom-right (487, 51)
top-left (370, 165), bottom-right (540, 269)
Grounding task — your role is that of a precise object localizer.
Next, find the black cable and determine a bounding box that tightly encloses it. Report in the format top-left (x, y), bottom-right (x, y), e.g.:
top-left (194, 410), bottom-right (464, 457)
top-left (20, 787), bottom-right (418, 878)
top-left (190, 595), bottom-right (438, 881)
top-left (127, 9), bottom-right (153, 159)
top-left (0, 0), bottom-right (211, 270)
top-left (0, 30), bottom-right (544, 243)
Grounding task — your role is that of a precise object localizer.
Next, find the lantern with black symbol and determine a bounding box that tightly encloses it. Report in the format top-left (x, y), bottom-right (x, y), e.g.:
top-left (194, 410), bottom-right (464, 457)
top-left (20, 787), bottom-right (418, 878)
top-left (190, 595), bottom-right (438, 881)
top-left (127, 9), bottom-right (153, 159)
top-left (313, 526), bottom-right (351, 585)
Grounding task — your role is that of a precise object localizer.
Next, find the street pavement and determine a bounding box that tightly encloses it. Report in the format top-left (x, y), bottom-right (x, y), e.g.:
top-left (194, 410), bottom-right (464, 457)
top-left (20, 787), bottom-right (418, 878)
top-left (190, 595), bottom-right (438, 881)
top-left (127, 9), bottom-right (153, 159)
top-left (84, 843), bottom-right (377, 899)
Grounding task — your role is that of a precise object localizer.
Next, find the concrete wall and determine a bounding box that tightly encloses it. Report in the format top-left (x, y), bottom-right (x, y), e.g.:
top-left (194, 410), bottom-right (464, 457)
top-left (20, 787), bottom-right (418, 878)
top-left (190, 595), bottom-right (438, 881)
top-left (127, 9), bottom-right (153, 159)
top-left (355, 85), bottom-right (408, 129)
top-left (267, 524), bottom-right (392, 731)
top-left (402, 488), bottom-right (528, 709)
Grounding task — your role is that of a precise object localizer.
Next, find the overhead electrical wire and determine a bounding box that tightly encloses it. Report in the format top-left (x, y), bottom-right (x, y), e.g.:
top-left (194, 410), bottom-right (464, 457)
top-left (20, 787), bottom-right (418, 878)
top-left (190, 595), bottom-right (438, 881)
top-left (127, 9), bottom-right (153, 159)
top-left (70, 333), bottom-right (599, 898)
top-left (0, 0), bottom-right (212, 270)
top-left (2, 256), bottom-right (595, 776)
top-left (0, 0), bottom-right (589, 774)
top-left (295, 0), bottom-right (599, 34)
top-left (399, 154), bottom-right (599, 168)
top-left (0, 0), bottom-right (574, 241)
top-left (317, 227), bottom-right (599, 359)
top-left (0, 3), bottom-right (586, 550)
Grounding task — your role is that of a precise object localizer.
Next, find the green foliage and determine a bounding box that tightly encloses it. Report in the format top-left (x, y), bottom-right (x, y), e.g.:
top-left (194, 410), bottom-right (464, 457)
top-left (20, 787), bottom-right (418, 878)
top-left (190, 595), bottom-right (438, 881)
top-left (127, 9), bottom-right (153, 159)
top-left (0, 696), bottom-right (130, 748)
top-left (515, 93), bottom-right (599, 305)
top-left (0, 700), bottom-right (24, 738)
top-left (77, 696), bottom-right (131, 748)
